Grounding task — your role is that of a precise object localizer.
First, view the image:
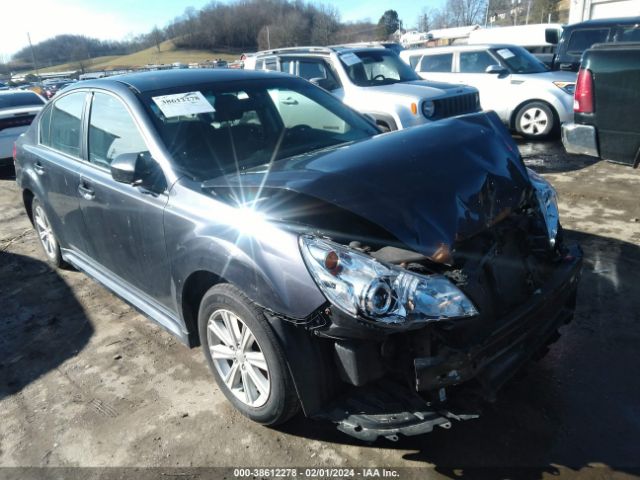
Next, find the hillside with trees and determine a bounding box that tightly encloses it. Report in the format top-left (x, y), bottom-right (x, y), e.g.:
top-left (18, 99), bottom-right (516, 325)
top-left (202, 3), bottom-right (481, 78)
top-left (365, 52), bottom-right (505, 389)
top-left (2, 0), bottom-right (379, 74)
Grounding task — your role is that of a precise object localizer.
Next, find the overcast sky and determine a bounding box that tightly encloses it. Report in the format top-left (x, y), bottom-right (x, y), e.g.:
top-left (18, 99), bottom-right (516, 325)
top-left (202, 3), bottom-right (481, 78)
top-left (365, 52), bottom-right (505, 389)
top-left (0, 0), bottom-right (446, 60)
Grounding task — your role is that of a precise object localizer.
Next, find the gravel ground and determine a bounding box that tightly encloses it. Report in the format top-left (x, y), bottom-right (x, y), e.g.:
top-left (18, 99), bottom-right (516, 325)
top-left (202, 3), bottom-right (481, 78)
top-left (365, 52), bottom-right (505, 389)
top-left (0, 140), bottom-right (639, 479)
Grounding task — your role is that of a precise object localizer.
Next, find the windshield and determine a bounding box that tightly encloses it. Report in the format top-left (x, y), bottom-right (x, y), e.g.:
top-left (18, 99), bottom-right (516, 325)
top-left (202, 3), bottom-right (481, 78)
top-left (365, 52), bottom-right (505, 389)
top-left (340, 50), bottom-right (420, 86)
top-left (491, 47), bottom-right (548, 73)
top-left (142, 78), bottom-right (378, 181)
top-left (0, 92), bottom-right (45, 109)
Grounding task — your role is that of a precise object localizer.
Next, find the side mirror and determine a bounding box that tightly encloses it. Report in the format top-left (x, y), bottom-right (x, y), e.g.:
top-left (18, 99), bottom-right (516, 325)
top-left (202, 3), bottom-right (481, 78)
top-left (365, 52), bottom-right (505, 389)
top-left (545, 28), bottom-right (559, 45)
top-left (485, 65), bottom-right (509, 75)
top-left (110, 152), bottom-right (141, 184)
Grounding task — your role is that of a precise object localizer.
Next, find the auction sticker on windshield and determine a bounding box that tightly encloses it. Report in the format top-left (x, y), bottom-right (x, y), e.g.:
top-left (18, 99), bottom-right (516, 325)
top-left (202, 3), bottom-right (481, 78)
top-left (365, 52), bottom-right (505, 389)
top-left (152, 91), bottom-right (215, 117)
top-left (340, 53), bottom-right (362, 67)
top-left (496, 48), bottom-right (516, 59)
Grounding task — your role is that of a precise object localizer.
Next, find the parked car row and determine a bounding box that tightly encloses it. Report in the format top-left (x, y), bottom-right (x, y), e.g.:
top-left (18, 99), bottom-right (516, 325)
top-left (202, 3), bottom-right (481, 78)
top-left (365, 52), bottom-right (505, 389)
top-left (0, 90), bottom-right (46, 165)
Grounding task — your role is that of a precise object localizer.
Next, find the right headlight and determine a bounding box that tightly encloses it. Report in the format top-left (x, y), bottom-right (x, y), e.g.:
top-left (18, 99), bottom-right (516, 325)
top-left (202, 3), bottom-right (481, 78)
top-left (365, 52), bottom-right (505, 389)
top-left (299, 236), bottom-right (478, 325)
top-left (553, 81), bottom-right (575, 96)
top-left (421, 100), bottom-right (435, 118)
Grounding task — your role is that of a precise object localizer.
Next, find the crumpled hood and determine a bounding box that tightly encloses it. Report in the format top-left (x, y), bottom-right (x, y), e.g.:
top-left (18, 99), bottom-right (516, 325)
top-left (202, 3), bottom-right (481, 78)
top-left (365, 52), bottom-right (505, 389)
top-left (204, 112), bottom-right (531, 259)
top-left (365, 80), bottom-right (477, 100)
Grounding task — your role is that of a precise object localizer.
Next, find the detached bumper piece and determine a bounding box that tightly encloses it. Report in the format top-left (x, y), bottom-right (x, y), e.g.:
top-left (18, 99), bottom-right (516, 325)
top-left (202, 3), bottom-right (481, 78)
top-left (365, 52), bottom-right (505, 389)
top-left (314, 380), bottom-right (478, 442)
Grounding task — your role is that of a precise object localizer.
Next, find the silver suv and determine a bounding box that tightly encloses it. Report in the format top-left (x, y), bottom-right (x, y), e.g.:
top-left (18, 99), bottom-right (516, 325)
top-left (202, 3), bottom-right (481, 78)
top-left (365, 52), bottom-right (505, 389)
top-left (248, 46), bottom-right (480, 131)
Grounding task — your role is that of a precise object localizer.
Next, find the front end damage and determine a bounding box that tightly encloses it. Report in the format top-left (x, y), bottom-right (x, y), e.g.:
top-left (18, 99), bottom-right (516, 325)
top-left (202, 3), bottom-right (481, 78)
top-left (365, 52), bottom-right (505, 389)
top-left (207, 112), bottom-right (583, 440)
top-left (295, 211), bottom-right (582, 441)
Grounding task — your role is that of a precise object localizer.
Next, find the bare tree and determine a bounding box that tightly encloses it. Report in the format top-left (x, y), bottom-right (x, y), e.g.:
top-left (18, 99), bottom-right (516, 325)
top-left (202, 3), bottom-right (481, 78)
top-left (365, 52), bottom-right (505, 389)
top-left (446, 0), bottom-right (487, 26)
top-left (151, 26), bottom-right (163, 53)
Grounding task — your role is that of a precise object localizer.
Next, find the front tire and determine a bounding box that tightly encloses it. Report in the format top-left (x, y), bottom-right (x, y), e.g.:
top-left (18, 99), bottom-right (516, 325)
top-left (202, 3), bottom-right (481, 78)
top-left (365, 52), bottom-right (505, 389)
top-left (515, 101), bottom-right (555, 139)
top-left (198, 283), bottom-right (300, 425)
top-left (32, 198), bottom-right (65, 268)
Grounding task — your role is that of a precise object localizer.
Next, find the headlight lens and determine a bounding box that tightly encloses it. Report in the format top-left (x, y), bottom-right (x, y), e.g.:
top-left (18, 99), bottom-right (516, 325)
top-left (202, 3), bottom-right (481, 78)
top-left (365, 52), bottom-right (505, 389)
top-left (528, 169), bottom-right (559, 247)
top-left (421, 100), bottom-right (435, 118)
top-left (299, 236), bottom-right (478, 325)
top-left (553, 81), bottom-right (575, 96)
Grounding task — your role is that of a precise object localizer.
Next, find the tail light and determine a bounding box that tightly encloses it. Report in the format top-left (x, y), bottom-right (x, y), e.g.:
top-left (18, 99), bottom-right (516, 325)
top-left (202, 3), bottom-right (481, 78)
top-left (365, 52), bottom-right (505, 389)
top-left (12, 142), bottom-right (17, 160)
top-left (574, 68), bottom-right (594, 113)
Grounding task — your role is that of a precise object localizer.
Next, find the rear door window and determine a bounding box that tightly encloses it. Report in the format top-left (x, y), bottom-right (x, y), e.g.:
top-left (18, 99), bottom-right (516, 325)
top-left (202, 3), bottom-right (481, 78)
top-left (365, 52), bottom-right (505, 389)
top-left (49, 92), bottom-right (85, 157)
top-left (459, 51), bottom-right (497, 73)
top-left (566, 28), bottom-right (609, 56)
top-left (418, 53), bottom-right (453, 73)
top-left (264, 58), bottom-right (278, 71)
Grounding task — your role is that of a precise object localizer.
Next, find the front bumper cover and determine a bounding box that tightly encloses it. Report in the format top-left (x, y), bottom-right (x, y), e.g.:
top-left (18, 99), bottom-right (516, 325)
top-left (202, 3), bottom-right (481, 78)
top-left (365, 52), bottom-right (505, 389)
top-left (415, 244), bottom-right (582, 397)
top-left (316, 244), bottom-right (583, 441)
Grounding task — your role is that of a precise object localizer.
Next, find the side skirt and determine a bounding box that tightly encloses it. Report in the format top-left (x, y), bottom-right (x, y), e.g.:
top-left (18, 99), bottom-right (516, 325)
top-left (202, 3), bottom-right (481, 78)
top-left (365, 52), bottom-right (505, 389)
top-left (61, 248), bottom-right (190, 346)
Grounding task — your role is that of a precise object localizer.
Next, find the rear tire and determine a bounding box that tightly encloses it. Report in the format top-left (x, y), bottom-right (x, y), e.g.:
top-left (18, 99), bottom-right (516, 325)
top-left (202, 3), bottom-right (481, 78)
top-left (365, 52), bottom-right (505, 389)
top-left (515, 101), bottom-right (556, 139)
top-left (31, 198), bottom-right (65, 268)
top-left (198, 283), bottom-right (300, 425)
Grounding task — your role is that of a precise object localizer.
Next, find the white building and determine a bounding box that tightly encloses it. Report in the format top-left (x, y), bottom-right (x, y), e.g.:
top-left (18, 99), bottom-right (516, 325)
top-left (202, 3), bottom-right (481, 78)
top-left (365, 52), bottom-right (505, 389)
top-left (400, 30), bottom-right (430, 47)
top-left (568, 0), bottom-right (640, 23)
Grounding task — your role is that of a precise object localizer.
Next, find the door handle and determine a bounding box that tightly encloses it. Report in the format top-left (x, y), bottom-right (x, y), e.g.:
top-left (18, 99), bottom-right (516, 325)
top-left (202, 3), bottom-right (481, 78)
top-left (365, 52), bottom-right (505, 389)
top-left (33, 161), bottom-right (45, 175)
top-left (282, 98), bottom-right (299, 105)
top-left (78, 182), bottom-right (95, 200)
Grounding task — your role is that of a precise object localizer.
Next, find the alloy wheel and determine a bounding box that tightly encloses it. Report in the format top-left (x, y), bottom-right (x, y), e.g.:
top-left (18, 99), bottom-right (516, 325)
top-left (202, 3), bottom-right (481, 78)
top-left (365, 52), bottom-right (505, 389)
top-left (207, 309), bottom-right (271, 408)
top-left (34, 205), bottom-right (57, 260)
top-left (519, 107), bottom-right (549, 136)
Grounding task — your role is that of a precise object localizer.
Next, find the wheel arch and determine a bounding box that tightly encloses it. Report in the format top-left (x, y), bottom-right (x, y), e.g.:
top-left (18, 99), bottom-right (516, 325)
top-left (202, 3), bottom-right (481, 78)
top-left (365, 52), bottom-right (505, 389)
top-left (180, 268), bottom-right (338, 416)
top-left (364, 112), bottom-right (398, 131)
top-left (22, 188), bottom-right (35, 224)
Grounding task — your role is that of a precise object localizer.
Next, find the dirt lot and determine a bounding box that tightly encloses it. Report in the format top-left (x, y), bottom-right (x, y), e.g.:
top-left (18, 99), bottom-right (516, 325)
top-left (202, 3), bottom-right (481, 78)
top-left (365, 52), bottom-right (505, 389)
top-left (1, 141), bottom-right (639, 479)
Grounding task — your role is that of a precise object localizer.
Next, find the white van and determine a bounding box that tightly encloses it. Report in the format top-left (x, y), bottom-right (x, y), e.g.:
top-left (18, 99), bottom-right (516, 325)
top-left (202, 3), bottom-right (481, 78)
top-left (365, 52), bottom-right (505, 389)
top-left (468, 24), bottom-right (562, 65)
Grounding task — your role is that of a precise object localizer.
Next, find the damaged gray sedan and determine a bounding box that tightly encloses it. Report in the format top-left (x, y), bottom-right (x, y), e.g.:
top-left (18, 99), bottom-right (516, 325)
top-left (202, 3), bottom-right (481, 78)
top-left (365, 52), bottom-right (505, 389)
top-left (14, 69), bottom-right (582, 441)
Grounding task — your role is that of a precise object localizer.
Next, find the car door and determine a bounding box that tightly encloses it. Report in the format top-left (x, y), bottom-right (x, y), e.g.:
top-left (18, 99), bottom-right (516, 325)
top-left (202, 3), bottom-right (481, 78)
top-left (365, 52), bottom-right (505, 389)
top-left (455, 50), bottom-right (511, 119)
top-left (33, 91), bottom-right (91, 254)
top-left (75, 91), bottom-right (173, 308)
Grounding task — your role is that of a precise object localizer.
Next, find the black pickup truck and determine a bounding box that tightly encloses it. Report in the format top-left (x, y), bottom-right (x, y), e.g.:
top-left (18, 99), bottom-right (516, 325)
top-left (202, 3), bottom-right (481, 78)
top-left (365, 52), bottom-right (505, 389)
top-left (552, 17), bottom-right (640, 72)
top-left (561, 42), bottom-right (640, 167)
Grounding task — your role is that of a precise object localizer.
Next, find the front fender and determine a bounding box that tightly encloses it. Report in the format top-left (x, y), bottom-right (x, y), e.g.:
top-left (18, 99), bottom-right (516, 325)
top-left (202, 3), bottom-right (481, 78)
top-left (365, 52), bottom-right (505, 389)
top-left (164, 183), bottom-right (327, 322)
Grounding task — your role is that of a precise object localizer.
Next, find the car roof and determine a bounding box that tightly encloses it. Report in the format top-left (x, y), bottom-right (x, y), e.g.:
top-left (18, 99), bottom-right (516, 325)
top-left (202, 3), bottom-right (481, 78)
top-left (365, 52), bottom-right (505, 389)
top-left (67, 69), bottom-right (292, 94)
top-left (564, 16), bottom-right (640, 31)
top-left (255, 45), bottom-right (388, 57)
top-left (401, 44), bottom-right (518, 55)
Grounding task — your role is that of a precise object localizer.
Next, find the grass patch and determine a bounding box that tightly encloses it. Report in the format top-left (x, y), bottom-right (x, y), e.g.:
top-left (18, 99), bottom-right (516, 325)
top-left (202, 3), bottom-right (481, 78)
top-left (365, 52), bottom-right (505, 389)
top-left (26, 40), bottom-right (241, 75)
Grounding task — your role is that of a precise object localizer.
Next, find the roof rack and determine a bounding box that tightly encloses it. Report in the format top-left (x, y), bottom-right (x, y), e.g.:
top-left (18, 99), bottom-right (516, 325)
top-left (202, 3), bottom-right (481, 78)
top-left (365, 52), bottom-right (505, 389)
top-left (255, 46), bottom-right (334, 56)
top-left (330, 42), bottom-right (390, 48)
